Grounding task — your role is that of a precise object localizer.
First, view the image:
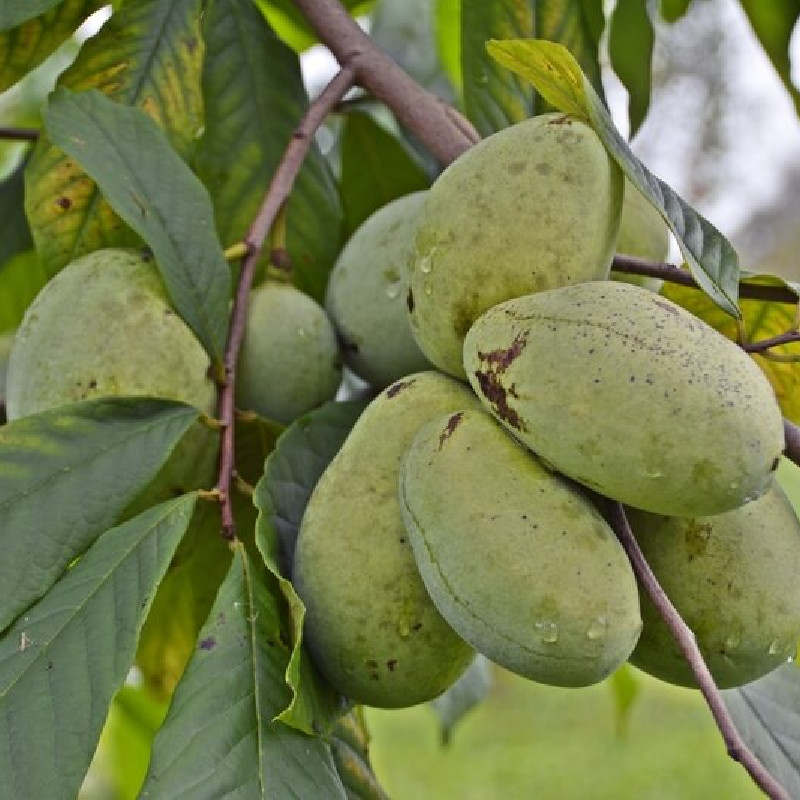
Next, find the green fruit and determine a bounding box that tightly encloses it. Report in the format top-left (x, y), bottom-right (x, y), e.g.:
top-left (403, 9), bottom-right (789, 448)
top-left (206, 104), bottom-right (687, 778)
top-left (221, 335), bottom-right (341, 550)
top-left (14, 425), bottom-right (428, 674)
top-left (399, 408), bottom-right (642, 687)
top-left (627, 476), bottom-right (800, 688)
top-left (0, 328), bottom-right (14, 405)
top-left (6, 248), bottom-right (216, 420)
top-left (464, 281), bottom-right (784, 516)
top-left (611, 180), bottom-right (670, 292)
top-left (326, 191), bottom-right (432, 388)
top-left (236, 281), bottom-right (342, 424)
top-left (293, 371), bottom-right (478, 708)
top-left (407, 112), bottom-right (623, 378)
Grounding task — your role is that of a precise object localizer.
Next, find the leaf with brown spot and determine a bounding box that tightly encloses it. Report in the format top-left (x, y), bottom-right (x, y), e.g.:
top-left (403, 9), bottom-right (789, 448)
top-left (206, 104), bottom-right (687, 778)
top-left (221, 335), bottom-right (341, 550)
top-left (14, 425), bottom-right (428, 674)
top-left (24, 0), bottom-right (204, 279)
top-left (662, 275), bottom-right (800, 423)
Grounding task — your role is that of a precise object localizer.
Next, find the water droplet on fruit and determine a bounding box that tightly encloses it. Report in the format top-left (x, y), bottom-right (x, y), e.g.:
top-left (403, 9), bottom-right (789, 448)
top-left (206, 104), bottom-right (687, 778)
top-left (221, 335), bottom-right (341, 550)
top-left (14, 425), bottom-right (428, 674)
top-left (644, 469), bottom-right (663, 479)
top-left (768, 639), bottom-right (782, 655)
top-left (396, 618), bottom-right (410, 638)
top-left (724, 632), bottom-right (741, 651)
top-left (586, 615), bottom-right (608, 640)
top-left (729, 481), bottom-right (740, 491)
top-left (296, 327), bottom-right (307, 338)
top-left (423, 281), bottom-right (433, 297)
top-left (535, 621), bottom-right (558, 643)
top-left (419, 254), bottom-right (433, 274)
top-left (385, 281), bottom-right (402, 300)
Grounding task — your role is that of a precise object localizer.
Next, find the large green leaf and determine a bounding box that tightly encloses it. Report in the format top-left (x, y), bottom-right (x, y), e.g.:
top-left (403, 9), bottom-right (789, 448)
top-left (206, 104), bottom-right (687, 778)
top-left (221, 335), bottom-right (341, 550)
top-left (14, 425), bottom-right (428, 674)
top-left (0, 494), bottom-right (197, 800)
top-left (722, 663), bottom-right (800, 797)
top-left (487, 39), bottom-right (741, 317)
top-left (0, 0), bottom-right (72, 31)
top-left (340, 111), bottom-right (429, 236)
top-left (461, 0), bottom-right (605, 136)
top-left (0, 0), bottom-right (102, 92)
top-left (253, 399), bottom-right (367, 733)
top-left (0, 397), bottom-right (199, 632)
top-left (608, 0), bottom-right (655, 137)
top-left (24, 0), bottom-right (204, 278)
top-left (140, 544), bottom-right (348, 799)
top-left (196, 0), bottom-right (343, 304)
top-left (43, 88), bottom-right (231, 365)
top-left (0, 156), bottom-right (32, 269)
top-left (738, 0), bottom-right (800, 117)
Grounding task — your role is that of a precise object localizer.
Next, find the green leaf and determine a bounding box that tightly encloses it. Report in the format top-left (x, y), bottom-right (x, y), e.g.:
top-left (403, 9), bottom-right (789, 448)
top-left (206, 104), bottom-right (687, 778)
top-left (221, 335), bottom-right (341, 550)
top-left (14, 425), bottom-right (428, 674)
top-left (608, 664), bottom-right (641, 737)
top-left (0, 0), bottom-right (71, 31)
top-left (608, 0), bottom-right (655, 136)
top-left (0, 494), bottom-right (197, 800)
top-left (778, 458), bottom-right (800, 514)
top-left (140, 544), bottom-right (348, 799)
top-left (24, 0), bottom-right (204, 278)
top-left (486, 38), bottom-right (742, 318)
top-left (0, 156), bottom-right (33, 268)
top-left (253, 400), bottom-right (367, 733)
top-left (430, 655), bottom-right (492, 745)
top-left (0, 397), bottom-right (199, 632)
top-left (461, 0), bottom-right (605, 136)
top-left (43, 88), bottom-right (231, 365)
top-left (0, 249), bottom-right (49, 335)
top-left (0, 0), bottom-right (103, 92)
top-left (196, 0), bottom-right (343, 304)
top-left (340, 111), bottom-right (429, 235)
top-left (660, 0), bottom-right (693, 22)
top-left (738, 0), bottom-right (800, 117)
top-left (722, 663), bottom-right (800, 796)
top-left (435, 0), bottom-right (462, 96)
top-left (234, 411), bottom-right (284, 487)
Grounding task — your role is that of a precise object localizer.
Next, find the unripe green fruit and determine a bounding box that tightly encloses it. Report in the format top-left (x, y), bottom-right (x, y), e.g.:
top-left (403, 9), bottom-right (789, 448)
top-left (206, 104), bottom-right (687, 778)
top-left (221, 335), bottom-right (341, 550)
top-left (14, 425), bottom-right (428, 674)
top-left (236, 281), bottom-right (342, 424)
top-left (407, 112), bottom-right (623, 378)
top-left (463, 281), bottom-right (784, 516)
top-left (627, 476), bottom-right (800, 688)
top-left (6, 248), bottom-right (215, 420)
top-left (326, 191), bottom-right (432, 388)
top-left (611, 180), bottom-right (670, 292)
top-left (399, 408), bottom-right (642, 687)
top-left (293, 372), bottom-right (478, 708)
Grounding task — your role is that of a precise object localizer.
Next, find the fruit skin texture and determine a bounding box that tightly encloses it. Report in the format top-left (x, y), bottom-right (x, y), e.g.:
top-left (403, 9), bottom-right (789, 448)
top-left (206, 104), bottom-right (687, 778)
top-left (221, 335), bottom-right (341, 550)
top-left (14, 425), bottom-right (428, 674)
top-left (292, 371), bottom-right (479, 708)
top-left (399, 408), bottom-right (642, 687)
top-left (611, 180), bottom-right (670, 292)
top-left (236, 281), bottom-right (341, 424)
top-left (407, 112), bottom-right (623, 378)
top-left (627, 476), bottom-right (800, 688)
top-left (463, 281), bottom-right (784, 517)
top-left (6, 248), bottom-right (215, 420)
top-left (325, 191), bottom-right (432, 388)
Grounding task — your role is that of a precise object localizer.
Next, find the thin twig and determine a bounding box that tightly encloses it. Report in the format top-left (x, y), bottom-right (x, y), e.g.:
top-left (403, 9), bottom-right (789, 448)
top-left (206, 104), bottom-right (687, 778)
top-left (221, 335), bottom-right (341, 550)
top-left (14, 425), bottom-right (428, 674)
top-left (607, 502), bottom-right (789, 800)
top-left (0, 126), bottom-right (39, 141)
top-left (741, 332), bottom-right (800, 353)
top-left (291, 0), bottom-right (478, 165)
top-left (785, 419), bottom-right (800, 468)
top-left (612, 255), bottom-right (800, 304)
top-left (214, 65), bottom-right (357, 540)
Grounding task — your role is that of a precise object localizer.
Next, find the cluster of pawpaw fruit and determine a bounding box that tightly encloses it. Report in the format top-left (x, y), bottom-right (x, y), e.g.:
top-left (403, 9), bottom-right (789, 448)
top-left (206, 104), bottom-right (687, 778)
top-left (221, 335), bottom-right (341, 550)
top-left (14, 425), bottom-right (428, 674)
top-left (295, 112), bottom-right (800, 708)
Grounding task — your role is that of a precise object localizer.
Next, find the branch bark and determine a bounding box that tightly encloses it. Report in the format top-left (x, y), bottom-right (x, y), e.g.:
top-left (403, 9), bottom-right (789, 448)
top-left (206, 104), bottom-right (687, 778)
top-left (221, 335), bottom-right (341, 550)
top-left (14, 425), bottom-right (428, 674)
top-left (215, 65), bottom-right (357, 539)
top-left (606, 502), bottom-right (789, 800)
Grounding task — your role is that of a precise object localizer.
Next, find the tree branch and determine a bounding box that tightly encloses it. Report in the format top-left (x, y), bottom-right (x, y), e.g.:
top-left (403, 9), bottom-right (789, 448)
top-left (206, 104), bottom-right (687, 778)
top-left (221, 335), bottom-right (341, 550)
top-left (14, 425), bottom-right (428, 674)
top-left (785, 419), bottom-right (800, 468)
top-left (0, 126), bottom-right (39, 141)
top-left (606, 502), bottom-right (789, 800)
top-left (214, 65), bottom-right (357, 540)
top-left (290, 0), bottom-right (478, 165)
top-left (741, 331), bottom-right (800, 353)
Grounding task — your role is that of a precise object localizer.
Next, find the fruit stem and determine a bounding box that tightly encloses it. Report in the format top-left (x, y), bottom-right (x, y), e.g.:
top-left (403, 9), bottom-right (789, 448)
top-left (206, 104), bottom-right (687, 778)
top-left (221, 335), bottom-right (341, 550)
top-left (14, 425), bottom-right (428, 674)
top-left (0, 126), bottom-right (38, 141)
top-left (607, 501), bottom-right (789, 800)
top-left (214, 65), bottom-right (357, 541)
top-left (784, 419), bottom-right (800, 469)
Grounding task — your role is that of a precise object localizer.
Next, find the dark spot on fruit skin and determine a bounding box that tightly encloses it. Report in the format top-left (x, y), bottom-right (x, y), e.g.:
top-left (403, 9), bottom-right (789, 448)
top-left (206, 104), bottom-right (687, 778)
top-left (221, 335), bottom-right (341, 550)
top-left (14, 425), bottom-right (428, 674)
top-left (88, 379), bottom-right (97, 389)
top-left (387, 379), bottom-right (415, 398)
top-left (56, 197), bottom-right (71, 210)
top-left (438, 412), bottom-right (464, 449)
top-left (199, 636), bottom-right (216, 650)
top-left (653, 298), bottom-right (679, 316)
top-left (771, 457), bottom-right (780, 471)
top-left (406, 287), bottom-right (415, 314)
top-left (473, 333), bottom-right (528, 430)
top-left (387, 659), bottom-right (397, 672)
top-left (366, 659), bottom-right (378, 668)
top-left (412, 623), bottom-right (422, 631)
top-left (548, 115), bottom-right (572, 126)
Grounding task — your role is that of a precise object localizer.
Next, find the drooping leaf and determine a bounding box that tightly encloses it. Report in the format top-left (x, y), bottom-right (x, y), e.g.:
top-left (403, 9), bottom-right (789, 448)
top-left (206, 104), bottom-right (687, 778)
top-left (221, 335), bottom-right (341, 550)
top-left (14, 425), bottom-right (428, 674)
top-left (0, 0), bottom-right (103, 92)
top-left (24, 0), bottom-right (204, 278)
top-left (140, 544), bottom-right (348, 799)
top-left (234, 411), bottom-right (285, 487)
top-left (660, 0), bottom-right (693, 22)
top-left (608, 664), bottom-right (641, 737)
top-left (486, 39), bottom-right (741, 317)
top-left (608, 0), bottom-right (655, 136)
top-left (661, 275), bottom-right (800, 422)
top-left (738, 0), bottom-right (800, 117)
top-left (430, 655), bottom-right (492, 745)
top-left (196, 0), bottom-right (343, 303)
top-left (0, 156), bottom-right (32, 268)
top-left (340, 111), bottom-right (429, 235)
top-left (0, 250), bottom-right (49, 335)
top-left (0, 494), bottom-right (197, 800)
top-left (722, 662), bottom-right (800, 797)
top-left (461, 0), bottom-right (605, 136)
top-left (43, 88), bottom-right (230, 365)
top-left (0, 397), bottom-right (199, 632)
top-left (253, 400), bottom-right (368, 733)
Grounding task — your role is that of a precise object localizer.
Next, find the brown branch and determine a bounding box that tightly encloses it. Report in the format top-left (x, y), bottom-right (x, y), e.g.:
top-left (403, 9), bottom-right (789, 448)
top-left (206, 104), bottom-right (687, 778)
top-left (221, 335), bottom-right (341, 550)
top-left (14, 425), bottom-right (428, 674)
top-left (291, 0), bottom-right (478, 165)
top-left (612, 255), bottom-right (800, 304)
top-left (741, 332), bottom-right (800, 353)
top-left (785, 419), bottom-right (800, 468)
top-left (607, 502), bottom-right (789, 800)
top-left (0, 126), bottom-right (39, 141)
top-left (214, 65), bottom-right (357, 540)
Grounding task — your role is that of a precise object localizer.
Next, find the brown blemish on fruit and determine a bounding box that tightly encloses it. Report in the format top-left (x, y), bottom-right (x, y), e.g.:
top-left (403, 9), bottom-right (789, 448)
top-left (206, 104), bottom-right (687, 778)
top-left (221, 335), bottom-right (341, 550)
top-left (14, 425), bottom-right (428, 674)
top-left (56, 197), bottom-right (71, 210)
top-left (473, 333), bottom-right (528, 430)
top-left (387, 379), bottom-right (415, 398)
top-left (387, 659), bottom-right (397, 672)
top-left (199, 636), bottom-right (216, 650)
top-left (406, 287), bottom-right (415, 314)
top-left (653, 299), bottom-right (679, 316)
top-left (548, 115), bottom-right (572, 126)
top-left (438, 412), bottom-right (464, 450)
